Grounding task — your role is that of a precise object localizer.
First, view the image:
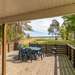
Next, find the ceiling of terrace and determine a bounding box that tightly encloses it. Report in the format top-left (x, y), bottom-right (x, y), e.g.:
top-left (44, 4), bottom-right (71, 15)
top-left (0, 0), bottom-right (75, 22)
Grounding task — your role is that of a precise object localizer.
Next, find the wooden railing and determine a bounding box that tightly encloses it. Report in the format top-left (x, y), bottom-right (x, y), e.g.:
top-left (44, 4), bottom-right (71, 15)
top-left (66, 44), bottom-right (75, 68)
top-left (29, 43), bottom-right (75, 68)
top-left (29, 43), bottom-right (66, 54)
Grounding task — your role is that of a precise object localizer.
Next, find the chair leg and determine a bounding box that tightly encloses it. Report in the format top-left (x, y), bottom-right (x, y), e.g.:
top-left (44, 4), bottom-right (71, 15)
top-left (30, 57), bottom-right (32, 63)
top-left (40, 54), bottom-right (43, 60)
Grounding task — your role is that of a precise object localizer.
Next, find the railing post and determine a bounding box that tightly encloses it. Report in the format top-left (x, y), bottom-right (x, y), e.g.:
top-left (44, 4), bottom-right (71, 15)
top-left (73, 49), bottom-right (75, 68)
top-left (70, 47), bottom-right (71, 60)
top-left (2, 24), bottom-right (6, 75)
top-left (66, 45), bottom-right (68, 56)
top-left (45, 44), bottom-right (47, 54)
top-left (68, 46), bottom-right (71, 60)
top-left (71, 48), bottom-right (74, 65)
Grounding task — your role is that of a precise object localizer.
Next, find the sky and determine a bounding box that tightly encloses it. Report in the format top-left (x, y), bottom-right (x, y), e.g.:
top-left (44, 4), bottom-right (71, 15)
top-left (25, 16), bottom-right (64, 37)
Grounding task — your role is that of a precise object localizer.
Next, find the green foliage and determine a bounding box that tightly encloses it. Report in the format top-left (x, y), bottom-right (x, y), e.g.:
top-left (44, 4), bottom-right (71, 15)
top-left (60, 25), bottom-right (70, 40)
top-left (51, 19), bottom-right (60, 30)
top-left (48, 27), bottom-right (52, 35)
top-left (60, 26), bottom-right (65, 39)
top-left (61, 14), bottom-right (75, 40)
top-left (23, 44), bottom-right (29, 48)
top-left (5, 23), bottom-right (24, 43)
top-left (62, 15), bottom-right (75, 32)
top-left (48, 19), bottom-right (59, 40)
top-left (48, 19), bottom-right (60, 35)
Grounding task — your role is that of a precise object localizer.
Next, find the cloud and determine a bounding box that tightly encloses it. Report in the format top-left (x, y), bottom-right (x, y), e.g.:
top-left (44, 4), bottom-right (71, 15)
top-left (24, 16), bottom-right (64, 36)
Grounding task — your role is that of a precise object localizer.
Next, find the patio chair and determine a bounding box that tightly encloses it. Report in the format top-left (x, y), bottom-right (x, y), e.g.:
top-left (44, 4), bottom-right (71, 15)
top-left (18, 44), bottom-right (24, 59)
top-left (25, 48), bottom-right (37, 62)
top-left (29, 44), bottom-right (35, 47)
top-left (18, 48), bottom-right (23, 60)
top-left (38, 48), bottom-right (44, 60)
top-left (31, 50), bottom-right (37, 60)
top-left (26, 48), bottom-right (33, 62)
top-left (21, 48), bottom-right (28, 61)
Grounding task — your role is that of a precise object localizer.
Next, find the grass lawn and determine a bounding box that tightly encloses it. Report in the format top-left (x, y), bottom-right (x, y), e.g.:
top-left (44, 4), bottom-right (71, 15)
top-left (20, 38), bottom-right (75, 46)
top-left (30, 38), bottom-right (68, 45)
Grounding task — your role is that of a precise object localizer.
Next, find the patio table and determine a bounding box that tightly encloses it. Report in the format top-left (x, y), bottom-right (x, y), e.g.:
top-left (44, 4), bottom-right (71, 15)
top-left (29, 47), bottom-right (43, 60)
top-left (29, 47), bottom-right (41, 51)
top-left (19, 46), bottom-right (43, 61)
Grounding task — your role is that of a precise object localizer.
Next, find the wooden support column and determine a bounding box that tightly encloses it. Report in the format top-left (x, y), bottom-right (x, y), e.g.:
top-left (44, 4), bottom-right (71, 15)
top-left (2, 24), bottom-right (6, 75)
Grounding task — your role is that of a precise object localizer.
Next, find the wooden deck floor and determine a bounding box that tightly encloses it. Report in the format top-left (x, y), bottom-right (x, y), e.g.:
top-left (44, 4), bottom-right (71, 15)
top-left (0, 51), bottom-right (75, 75)
top-left (6, 51), bottom-right (55, 75)
top-left (58, 55), bottom-right (75, 75)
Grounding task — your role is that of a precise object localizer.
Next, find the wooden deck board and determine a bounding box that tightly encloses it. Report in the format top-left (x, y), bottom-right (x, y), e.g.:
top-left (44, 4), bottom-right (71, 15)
top-left (6, 51), bottom-right (55, 75)
top-left (58, 54), bottom-right (75, 75)
top-left (0, 51), bottom-right (75, 75)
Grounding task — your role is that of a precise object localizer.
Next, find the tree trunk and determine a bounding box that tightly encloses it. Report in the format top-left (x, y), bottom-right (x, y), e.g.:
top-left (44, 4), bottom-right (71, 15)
top-left (66, 33), bottom-right (69, 40)
top-left (14, 41), bottom-right (18, 50)
top-left (55, 33), bottom-right (57, 40)
top-left (66, 36), bottom-right (68, 40)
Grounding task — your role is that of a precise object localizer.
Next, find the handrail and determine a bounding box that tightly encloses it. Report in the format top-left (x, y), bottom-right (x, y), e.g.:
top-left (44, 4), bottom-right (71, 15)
top-left (67, 43), bottom-right (75, 50)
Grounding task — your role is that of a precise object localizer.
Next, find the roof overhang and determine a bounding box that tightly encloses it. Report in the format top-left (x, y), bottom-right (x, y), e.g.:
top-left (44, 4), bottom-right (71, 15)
top-left (0, 0), bottom-right (75, 23)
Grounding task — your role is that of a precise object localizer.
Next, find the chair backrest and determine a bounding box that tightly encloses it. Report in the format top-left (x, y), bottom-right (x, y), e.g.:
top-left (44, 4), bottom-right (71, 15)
top-left (29, 44), bottom-right (41, 47)
top-left (25, 48), bottom-right (32, 55)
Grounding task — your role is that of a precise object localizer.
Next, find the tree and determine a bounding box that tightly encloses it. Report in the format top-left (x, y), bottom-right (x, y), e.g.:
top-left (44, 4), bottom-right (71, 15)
top-left (60, 25), bottom-right (69, 40)
top-left (22, 20), bottom-right (32, 31)
top-left (48, 25), bottom-right (53, 35)
top-left (5, 22), bottom-right (24, 51)
top-left (62, 14), bottom-right (75, 40)
top-left (48, 19), bottom-right (59, 40)
top-left (51, 20), bottom-right (59, 30)
top-left (0, 20), bottom-right (33, 52)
